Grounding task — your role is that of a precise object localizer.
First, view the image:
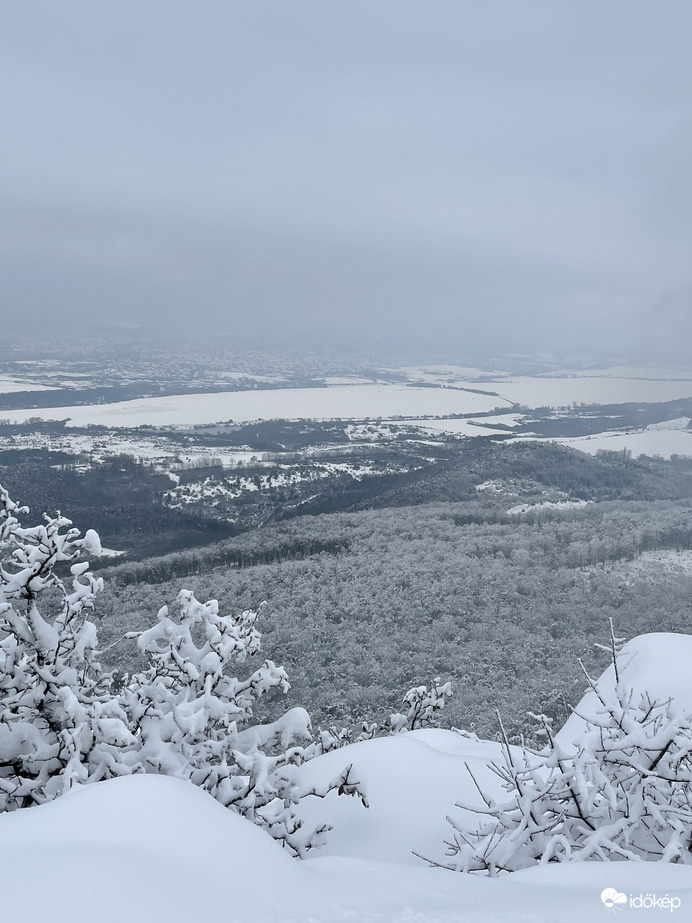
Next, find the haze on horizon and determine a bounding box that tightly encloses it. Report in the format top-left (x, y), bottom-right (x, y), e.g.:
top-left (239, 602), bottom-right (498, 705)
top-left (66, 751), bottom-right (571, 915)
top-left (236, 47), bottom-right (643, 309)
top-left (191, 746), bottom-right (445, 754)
top-left (3, 2), bottom-right (692, 362)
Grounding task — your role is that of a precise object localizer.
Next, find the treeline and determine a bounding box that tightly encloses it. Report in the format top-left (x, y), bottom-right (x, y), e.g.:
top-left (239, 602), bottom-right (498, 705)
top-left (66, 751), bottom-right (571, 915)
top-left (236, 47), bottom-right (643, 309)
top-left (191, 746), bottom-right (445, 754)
top-left (4, 440), bottom-right (691, 567)
top-left (103, 536), bottom-right (351, 585)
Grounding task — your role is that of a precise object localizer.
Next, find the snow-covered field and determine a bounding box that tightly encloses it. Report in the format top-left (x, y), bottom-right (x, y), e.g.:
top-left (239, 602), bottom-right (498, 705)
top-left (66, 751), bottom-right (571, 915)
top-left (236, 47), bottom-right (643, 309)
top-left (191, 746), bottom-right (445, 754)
top-left (493, 374), bottom-right (692, 408)
top-left (545, 365), bottom-right (692, 381)
top-left (0, 384), bottom-right (505, 427)
top-left (402, 413), bottom-right (524, 436)
top-left (399, 365), bottom-right (692, 405)
top-left (2, 365), bottom-right (692, 460)
top-left (2, 367), bottom-right (691, 431)
top-left (2, 633), bottom-right (692, 923)
top-left (530, 425), bottom-right (692, 459)
top-left (0, 376), bottom-right (56, 394)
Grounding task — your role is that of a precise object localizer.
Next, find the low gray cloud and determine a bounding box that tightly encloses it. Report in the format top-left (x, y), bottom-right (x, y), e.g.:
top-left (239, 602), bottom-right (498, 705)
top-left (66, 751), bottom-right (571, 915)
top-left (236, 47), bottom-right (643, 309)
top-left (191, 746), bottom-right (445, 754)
top-left (3, 1), bottom-right (692, 359)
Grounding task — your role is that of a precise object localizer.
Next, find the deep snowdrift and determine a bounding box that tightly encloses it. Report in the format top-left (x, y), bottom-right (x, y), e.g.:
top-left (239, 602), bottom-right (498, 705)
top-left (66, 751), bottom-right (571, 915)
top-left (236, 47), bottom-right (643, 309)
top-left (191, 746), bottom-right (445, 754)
top-left (2, 633), bottom-right (692, 922)
top-left (557, 632), bottom-right (692, 748)
top-left (295, 728), bottom-right (513, 866)
top-left (2, 767), bottom-right (690, 923)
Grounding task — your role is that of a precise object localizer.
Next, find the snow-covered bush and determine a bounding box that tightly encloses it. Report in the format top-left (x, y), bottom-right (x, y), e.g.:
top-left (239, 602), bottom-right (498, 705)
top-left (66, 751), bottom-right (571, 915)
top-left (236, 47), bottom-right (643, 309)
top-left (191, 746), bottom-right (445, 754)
top-left (0, 485), bottom-right (364, 854)
top-left (389, 677), bottom-right (453, 733)
top-left (124, 590), bottom-right (365, 855)
top-left (314, 677), bottom-right (453, 753)
top-left (438, 638), bottom-right (692, 874)
top-left (0, 486), bottom-right (135, 808)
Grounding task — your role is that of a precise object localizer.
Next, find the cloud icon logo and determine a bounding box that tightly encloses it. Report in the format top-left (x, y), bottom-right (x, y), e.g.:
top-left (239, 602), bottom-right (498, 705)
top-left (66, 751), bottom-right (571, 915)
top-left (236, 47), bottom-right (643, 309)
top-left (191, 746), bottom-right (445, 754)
top-left (601, 888), bottom-right (627, 913)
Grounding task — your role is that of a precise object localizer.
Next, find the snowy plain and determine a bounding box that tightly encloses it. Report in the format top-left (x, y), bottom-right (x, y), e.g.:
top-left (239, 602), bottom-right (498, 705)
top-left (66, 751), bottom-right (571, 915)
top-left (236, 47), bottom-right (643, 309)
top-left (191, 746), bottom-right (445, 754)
top-left (2, 368), bottom-right (692, 467)
top-left (529, 426), bottom-right (692, 459)
top-left (2, 634), bottom-right (692, 922)
top-left (0, 383), bottom-right (506, 427)
top-left (0, 376), bottom-right (56, 394)
top-left (493, 374), bottom-right (692, 408)
top-left (2, 366), bottom-right (692, 430)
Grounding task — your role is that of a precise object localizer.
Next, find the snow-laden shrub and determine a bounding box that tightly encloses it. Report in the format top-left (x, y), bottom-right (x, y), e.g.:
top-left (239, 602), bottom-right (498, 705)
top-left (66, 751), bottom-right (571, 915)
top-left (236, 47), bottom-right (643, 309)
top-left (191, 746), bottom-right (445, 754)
top-left (438, 636), bottom-right (692, 874)
top-left (314, 677), bottom-right (453, 753)
top-left (0, 486), bottom-right (135, 808)
top-left (124, 591), bottom-right (366, 855)
top-left (0, 485), bottom-right (364, 854)
top-left (389, 677), bottom-right (453, 733)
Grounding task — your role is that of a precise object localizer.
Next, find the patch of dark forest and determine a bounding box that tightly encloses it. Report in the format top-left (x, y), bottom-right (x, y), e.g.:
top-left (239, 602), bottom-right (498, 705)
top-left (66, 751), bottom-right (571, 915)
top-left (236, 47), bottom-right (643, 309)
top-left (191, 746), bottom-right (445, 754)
top-left (3, 438), bottom-right (692, 565)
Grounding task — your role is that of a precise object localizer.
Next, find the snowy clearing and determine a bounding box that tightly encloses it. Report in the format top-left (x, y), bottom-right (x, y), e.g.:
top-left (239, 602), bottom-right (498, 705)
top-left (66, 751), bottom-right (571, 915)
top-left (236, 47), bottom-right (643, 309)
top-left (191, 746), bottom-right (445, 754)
top-left (401, 413), bottom-right (524, 436)
top-left (97, 547), bottom-right (127, 558)
top-left (623, 549), bottom-right (692, 577)
top-left (525, 425), bottom-right (692, 459)
top-left (647, 416), bottom-right (691, 430)
top-left (506, 499), bottom-right (591, 515)
top-left (0, 376), bottom-right (56, 394)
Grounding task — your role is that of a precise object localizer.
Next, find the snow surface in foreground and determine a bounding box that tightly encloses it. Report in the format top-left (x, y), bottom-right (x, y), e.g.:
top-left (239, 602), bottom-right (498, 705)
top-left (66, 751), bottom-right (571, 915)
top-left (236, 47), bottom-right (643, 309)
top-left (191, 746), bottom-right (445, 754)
top-left (557, 632), bottom-right (692, 749)
top-left (1, 737), bottom-right (690, 921)
top-left (3, 634), bottom-right (692, 922)
top-left (2, 770), bottom-right (690, 922)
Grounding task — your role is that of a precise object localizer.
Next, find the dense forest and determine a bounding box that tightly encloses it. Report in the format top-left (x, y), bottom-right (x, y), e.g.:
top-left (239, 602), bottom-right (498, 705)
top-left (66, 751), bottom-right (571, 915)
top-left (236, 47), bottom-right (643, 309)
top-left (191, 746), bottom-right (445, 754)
top-left (96, 501), bottom-right (692, 744)
top-left (3, 437), bottom-right (692, 744)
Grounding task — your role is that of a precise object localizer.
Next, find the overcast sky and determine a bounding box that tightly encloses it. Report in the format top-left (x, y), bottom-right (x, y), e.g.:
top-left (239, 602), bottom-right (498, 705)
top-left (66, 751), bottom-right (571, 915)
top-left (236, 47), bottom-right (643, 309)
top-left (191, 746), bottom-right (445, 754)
top-left (3, 2), bottom-right (692, 359)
